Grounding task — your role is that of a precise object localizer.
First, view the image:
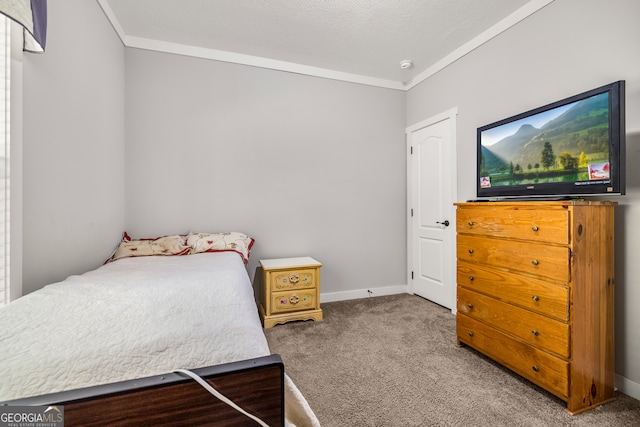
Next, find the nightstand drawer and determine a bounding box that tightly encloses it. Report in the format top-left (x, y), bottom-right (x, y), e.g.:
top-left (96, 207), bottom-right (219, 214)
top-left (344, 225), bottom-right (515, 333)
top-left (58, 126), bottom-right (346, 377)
top-left (271, 269), bottom-right (317, 291)
top-left (271, 290), bottom-right (317, 313)
top-left (260, 257), bottom-right (323, 328)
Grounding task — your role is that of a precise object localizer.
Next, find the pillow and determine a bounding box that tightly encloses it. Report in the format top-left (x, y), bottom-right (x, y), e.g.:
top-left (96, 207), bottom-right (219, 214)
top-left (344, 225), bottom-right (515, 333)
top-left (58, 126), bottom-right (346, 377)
top-left (105, 232), bottom-right (190, 263)
top-left (186, 232), bottom-right (254, 263)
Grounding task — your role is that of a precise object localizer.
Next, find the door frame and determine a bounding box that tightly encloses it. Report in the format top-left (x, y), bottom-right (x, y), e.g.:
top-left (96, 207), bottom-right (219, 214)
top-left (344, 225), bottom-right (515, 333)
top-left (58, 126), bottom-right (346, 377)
top-left (406, 108), bottom-right (458, 313)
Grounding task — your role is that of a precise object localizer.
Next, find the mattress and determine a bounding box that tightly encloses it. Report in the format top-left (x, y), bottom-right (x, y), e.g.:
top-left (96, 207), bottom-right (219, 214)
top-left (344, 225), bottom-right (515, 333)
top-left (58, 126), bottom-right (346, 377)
top-left (0, 252), bottom-right (319, 426)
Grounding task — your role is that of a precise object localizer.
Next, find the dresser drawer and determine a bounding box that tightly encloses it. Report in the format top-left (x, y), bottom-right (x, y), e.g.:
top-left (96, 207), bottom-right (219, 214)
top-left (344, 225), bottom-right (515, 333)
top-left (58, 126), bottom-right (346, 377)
top-left (457, 287), bottom-right (569, 357)
top-left (270, 290), bottom-right (317, 313)
top-left (270, 269), bottom-right (317, 291)
top-left (457, 314), bottom-right (569, 399)
top-left (457, 234), bottom-right (569, 282)
top-left (457, 261), bottom-right (569, 321)
top-left (456, 206), bottom-right (569, 244)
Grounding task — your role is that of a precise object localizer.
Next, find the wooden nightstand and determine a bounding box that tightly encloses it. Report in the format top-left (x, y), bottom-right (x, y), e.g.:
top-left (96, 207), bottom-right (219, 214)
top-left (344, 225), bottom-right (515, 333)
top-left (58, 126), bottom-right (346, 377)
top-left (259, 257), bottom-right (323, 328)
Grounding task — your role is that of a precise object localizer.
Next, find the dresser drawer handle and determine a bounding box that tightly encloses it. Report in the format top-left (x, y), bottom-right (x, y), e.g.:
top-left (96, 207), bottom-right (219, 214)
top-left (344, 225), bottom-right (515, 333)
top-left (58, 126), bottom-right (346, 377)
top-left (467, 303), bottom-right (473, 310)
top-left (532, 330), bottom-right (539, 336)
top-left (468, 249), bottom-right (474, 254)
top-left (532, 295), bottom-right (540, 302)
top-left (468, 221), bottom-right (474, 226)
top-left (532, 366), bottom-right (539, 372)
top-left (531, 225), bottom-right (539, 232)
top-left (468, 332), bottom-right (474, 337)
top-left (468, 276), bottom-right (474, 281)
top-left (289, 295), bottom-right (300, 304)
top-left (289, 273), bottom-right (300, 284)
top-left (531, 259), bottom-right (539, 266)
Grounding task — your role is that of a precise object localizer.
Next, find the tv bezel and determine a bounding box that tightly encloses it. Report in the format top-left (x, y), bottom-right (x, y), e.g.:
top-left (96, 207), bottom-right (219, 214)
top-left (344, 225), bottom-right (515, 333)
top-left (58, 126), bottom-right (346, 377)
top-left (476, 80), bottom-right (625, 200)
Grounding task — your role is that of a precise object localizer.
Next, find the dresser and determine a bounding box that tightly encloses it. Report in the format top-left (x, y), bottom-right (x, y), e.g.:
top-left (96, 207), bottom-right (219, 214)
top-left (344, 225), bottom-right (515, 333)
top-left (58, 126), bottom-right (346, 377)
top-left (455, 201), bottom-right (616, 414)
top-left (259, 257), bottom-right (323, 328)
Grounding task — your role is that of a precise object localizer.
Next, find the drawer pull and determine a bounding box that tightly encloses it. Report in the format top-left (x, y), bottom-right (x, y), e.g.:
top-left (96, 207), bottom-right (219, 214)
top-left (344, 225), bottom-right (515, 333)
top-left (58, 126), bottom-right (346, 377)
top-left (532, 366), bottom-right (539, 372)
top-left (289, 273), bottom-right (300, 284)
top-left (468, 221), bottom-right (474, 226)
top-left (531, 259), bottom-right (539, 266)
top-left (468, 332), bottom-right (474, 337)
top-left (468, 249), bottom-right (474, 254)
top-left (468, 276), bottom-right (474, 281)
top-left (532, 330), bottom-right (539, 336)
top-left (532, 295), bottom-right (540, 302)
top-left (289, 295), bottom-right (300, 304)
top-left (467, 303), bottom-right (473, 309)
top-left (531, 225), bottom-right (539, 232)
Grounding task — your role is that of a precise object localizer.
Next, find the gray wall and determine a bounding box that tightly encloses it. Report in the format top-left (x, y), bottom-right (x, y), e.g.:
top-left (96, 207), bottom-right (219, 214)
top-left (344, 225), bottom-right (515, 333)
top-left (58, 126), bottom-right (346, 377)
top-left (124, 49), bottom-right (407, 298)
top-left (407, 0), bottom-right (640, 394)
top-left (19, 0), bottom-right (639, 397)
top-left (22, 0), bottom-right (125, 293)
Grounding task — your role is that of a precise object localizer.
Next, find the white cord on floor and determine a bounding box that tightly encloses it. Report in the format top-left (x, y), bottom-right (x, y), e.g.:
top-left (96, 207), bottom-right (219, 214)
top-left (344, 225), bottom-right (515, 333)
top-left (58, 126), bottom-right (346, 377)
top-left (174, 368), bottom-right (271, 427)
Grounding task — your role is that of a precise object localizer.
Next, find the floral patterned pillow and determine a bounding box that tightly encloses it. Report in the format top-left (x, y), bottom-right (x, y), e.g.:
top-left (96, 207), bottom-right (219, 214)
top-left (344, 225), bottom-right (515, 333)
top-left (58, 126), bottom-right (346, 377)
top-left (186, 232), bottom-right (254, 263)
top-left (105, 232), bottom-right (191, 263)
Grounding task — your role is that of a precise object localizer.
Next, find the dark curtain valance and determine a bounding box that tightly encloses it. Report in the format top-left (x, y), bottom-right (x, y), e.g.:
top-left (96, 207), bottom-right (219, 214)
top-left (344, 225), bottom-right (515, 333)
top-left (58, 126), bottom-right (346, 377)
top-left (0, 0), bottom-right (47, 53)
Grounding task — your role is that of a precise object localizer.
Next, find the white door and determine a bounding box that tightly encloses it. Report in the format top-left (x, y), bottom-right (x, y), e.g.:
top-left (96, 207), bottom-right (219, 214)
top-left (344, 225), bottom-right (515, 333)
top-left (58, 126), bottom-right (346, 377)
top-left (407, 110), bottom-right (457, 310)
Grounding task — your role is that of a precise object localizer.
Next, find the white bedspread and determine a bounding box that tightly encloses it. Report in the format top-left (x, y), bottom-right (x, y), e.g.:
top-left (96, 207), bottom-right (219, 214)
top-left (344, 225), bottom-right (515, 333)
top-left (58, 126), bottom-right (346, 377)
top-left (0, 252), bottom-right (319, 426)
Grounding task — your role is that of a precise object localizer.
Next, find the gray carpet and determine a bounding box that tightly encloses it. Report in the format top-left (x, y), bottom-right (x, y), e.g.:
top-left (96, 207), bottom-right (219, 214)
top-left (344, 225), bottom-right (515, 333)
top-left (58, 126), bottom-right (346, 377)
top-left (265, 293), bottom-right (640, 426)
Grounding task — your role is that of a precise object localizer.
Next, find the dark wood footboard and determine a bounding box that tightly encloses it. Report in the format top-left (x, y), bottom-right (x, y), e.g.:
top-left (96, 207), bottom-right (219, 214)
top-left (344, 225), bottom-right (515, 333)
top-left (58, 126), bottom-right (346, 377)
top-left (2, 355), bottom-right (284, 426)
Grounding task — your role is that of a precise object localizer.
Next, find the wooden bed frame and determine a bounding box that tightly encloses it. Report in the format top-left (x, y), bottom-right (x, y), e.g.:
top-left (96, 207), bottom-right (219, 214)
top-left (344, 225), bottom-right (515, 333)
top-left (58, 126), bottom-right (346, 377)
top-left (1, 354), bottom-right (284, 426)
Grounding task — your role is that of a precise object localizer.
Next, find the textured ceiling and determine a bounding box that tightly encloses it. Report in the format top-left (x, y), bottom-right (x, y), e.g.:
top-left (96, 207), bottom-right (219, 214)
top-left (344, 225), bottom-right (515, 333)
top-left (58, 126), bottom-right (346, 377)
top-left (100, 0), bottom-right (548, 88)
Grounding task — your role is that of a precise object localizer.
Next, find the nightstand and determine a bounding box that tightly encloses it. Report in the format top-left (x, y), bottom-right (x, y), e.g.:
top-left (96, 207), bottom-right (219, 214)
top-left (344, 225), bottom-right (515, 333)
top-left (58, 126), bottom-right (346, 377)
top-left (259, 257), bottom-right (323, 328)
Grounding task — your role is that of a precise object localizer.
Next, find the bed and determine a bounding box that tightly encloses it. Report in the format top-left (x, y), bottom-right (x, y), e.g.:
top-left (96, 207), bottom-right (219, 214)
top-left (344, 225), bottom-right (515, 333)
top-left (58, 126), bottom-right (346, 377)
top-left (0, 232), bottom-right (320, 426)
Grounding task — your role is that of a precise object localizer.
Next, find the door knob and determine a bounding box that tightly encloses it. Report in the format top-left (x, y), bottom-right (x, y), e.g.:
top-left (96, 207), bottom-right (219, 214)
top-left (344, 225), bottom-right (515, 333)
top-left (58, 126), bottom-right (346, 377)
top-left (436, 220), bottom-right (450, 227)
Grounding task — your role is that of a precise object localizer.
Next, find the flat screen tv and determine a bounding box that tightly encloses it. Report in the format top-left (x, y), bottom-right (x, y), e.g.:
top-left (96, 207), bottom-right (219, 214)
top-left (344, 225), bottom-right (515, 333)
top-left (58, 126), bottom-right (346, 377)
top-left (476, 80), bottom-right (625, 200)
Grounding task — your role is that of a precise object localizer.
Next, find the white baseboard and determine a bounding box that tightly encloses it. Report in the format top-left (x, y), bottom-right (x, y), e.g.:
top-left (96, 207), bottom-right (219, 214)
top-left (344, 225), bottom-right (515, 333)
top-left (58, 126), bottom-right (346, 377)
top-left (616, 374), bottom-right (640, 401)
top-left (320, 284), bottom-right (408, 303)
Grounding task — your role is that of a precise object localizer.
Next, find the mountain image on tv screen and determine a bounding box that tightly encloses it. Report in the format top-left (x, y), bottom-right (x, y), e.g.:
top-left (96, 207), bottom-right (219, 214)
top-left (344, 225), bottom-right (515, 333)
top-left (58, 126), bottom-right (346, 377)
top-left (479, 92), bottom-right (610, 189)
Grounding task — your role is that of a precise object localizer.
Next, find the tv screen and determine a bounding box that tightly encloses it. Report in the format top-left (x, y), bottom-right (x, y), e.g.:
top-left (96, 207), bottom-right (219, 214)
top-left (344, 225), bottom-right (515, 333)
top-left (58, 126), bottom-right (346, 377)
top-left (477, 81), bottom-right (625, 200)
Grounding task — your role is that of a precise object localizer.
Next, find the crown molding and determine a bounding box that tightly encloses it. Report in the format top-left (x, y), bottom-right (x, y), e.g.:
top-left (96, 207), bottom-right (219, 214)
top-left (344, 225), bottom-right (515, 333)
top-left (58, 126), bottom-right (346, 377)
top-left (124, 35), bottom-right (406, 90)
top-left (405, 0), bottom-right (555, 90)
top-left (97, 0), bottom-right (555, 92)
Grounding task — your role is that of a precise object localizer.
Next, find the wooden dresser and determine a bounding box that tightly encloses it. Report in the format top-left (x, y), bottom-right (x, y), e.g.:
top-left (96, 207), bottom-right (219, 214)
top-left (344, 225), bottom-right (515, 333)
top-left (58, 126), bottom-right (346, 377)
top-left (455, 201), bottom-right (616, 414)
top-left (259, 257), bottom-right (323, 328)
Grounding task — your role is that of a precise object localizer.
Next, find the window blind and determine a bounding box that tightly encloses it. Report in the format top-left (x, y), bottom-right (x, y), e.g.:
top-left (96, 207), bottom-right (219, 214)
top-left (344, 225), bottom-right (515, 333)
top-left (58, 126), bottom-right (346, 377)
top-left (0, 15), bottom-right (9, 306)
